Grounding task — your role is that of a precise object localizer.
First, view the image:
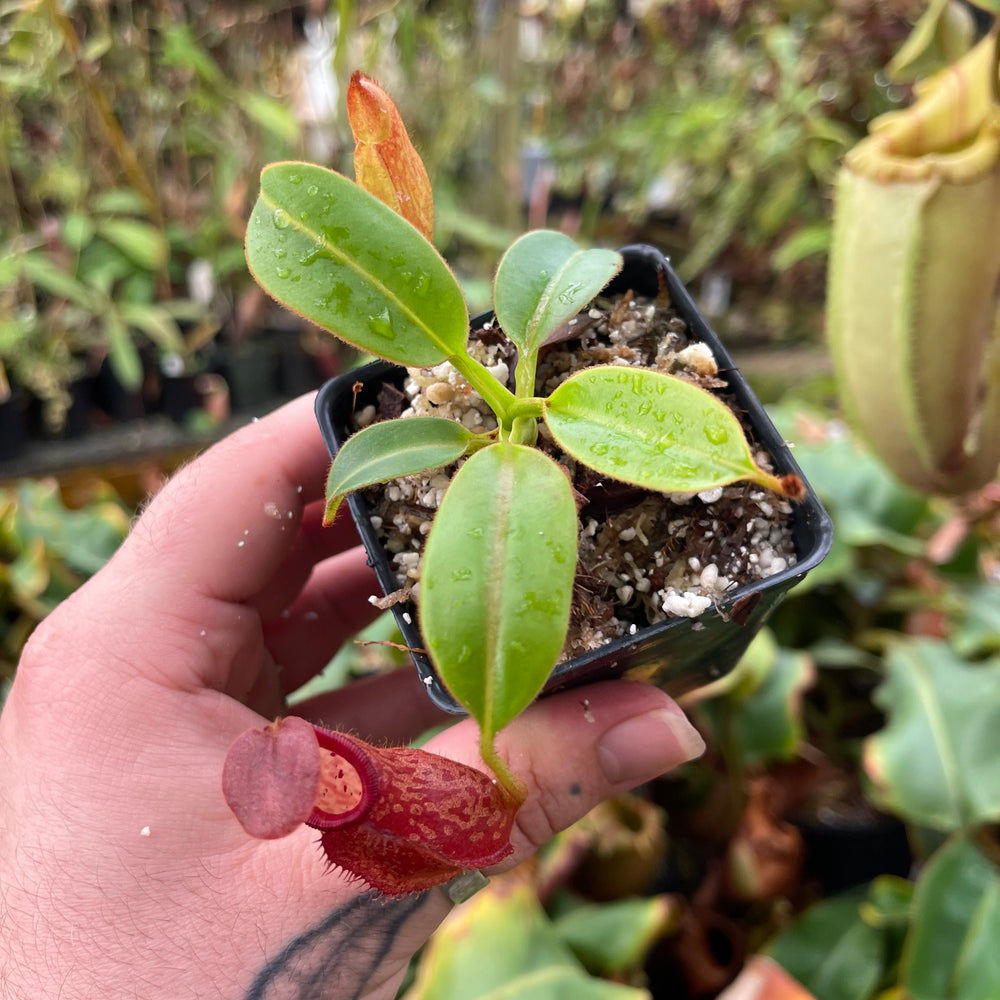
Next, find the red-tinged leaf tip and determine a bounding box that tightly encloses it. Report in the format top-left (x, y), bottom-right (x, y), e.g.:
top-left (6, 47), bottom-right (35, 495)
top-left (777, 473), bottom-right (806, 501)
top-left (346, 71), bottom-right (434, 241)
top-left (222, 717), bottom-right (321, 839)
top-left (322, 494), bottom-right (342, 527)
top-left (347, 71), bottom-right (393, 144)
top-left (308, 727), bottom-right (517, 896)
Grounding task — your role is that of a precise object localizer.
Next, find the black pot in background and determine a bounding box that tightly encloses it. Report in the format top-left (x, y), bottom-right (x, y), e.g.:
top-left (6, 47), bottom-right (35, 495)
top-left (794, 808), bottom-right (912, 895)
top-left (315, 245), bottom-right (834, 713)
top-left (216, 338), bottom-right (281, 413)
top-left (274, 328), bottom-right (326, 398)
top-left (0, 388), bottom-right (29, 462)
top-left (94, 355), bottom-right (147, 422)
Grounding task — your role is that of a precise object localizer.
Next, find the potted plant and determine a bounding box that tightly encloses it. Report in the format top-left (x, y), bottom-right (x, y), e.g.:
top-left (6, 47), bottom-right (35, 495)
top-left (223, 73), bottom-right (832, 897)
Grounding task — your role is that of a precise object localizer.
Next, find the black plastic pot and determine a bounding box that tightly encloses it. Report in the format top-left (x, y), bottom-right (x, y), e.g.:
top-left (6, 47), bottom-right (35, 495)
top-left (216, 338), bottom-right (280, 412)
top-left (316, 245), bottom-right (834, 714)
top-left (0, 388), bottom-right (29, 462)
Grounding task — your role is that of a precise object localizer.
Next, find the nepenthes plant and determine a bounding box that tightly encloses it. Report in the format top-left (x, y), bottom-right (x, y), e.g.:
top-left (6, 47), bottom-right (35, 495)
top-left (225, 73), bottom-right (803, 894)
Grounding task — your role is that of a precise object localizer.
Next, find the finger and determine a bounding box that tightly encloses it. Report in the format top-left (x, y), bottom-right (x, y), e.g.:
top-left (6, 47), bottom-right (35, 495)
top-left (424, 680), bottom-right (705, 864)
top-left (251, 502), bottom-right (363, 621)
top-left (114, 393), bottom-right (330, 610)
top-left (263, 546), bottom-right (384, 695)
top-left (293, 668), bottom-right (452, 744)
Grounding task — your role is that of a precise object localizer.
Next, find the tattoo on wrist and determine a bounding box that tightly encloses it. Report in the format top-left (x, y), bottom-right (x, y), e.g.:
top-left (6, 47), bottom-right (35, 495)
top-left (245, 890), bottom-right (431, 1000)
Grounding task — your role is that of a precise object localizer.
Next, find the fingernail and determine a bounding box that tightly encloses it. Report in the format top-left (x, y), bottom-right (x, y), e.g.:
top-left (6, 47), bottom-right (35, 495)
top-left (597, 705), bottom-right (705, 786)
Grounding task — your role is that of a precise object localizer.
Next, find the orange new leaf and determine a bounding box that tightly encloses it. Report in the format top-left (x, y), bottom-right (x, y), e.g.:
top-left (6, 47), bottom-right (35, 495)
top-left (347, 71), bottom-right (434, 241)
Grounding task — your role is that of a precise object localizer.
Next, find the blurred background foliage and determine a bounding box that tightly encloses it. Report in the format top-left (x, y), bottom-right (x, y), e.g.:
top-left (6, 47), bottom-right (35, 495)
top-left (2, 0), bottom-right (921, 428)
top-left (3, 1), bottom-right (1000, 998)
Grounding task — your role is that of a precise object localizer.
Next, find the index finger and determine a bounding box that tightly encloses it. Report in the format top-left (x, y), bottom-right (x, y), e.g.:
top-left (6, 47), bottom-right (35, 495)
top-left (115, 393), bottom-right (335, 607)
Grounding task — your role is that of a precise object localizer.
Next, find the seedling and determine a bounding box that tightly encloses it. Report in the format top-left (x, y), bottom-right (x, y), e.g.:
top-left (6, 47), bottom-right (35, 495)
top-left (246, 73), bottom-right (802, 800)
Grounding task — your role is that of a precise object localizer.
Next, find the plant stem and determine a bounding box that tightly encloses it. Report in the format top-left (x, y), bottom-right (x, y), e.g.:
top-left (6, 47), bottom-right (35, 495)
top-left (479, 731), bottom-right (527, 806)
top-left (509, 351), bottom-right (541, 445)
top-left (449, 351), bottom-right (517, 421)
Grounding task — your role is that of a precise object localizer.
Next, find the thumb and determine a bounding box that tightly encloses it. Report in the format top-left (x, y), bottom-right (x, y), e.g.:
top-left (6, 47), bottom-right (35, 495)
top-left (423, 680), bottom-right (705, 866)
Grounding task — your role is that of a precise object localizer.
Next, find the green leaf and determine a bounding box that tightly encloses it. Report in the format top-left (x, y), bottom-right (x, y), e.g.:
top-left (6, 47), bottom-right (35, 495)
top-left (20, 251), bottom-right (98, 309)
top-left (769, 892), bottom-right (884, 1000)
top-left (544, 365), bottom-right (785, 495)
top-left (118, 303), bottom-right (185, 354)
top-left (887, 0), bottom-right (975, 83)
top-left (238, 93), bottom-right (301, 144)
top-left (105, 310), bottom-right (143, 391)
top-left (407, 881), bottom-right (647, 1000)
top-left (246, 162), bottom-right (469, 367)
top-left (420, 443), bottom-right (578, 741)
top-left (951, 581), bottom-right (1000, 658)
top-left (772, 224), bottom-right (832, 272)
top-left (731, 643), bottom-right (815, 767)
top-left (554, 896), bottom-right (678, 977)
top-left (95, 218), bottom-right (168, 272)
top-left (864, 639), bottom-right (1000, 831)
top-left (493, 230), bottom-right (622, 355)
top-left (92, 188), bottom-right (149, 215)
top-left (860, 874), bottom-right (913, 930)
top-left (767, 404), bottom-right (930, 556)
top-left (0, 316), bottom-right (34, 355)
top-left (0, 253), bottom-right (19, 287)
top-left (903, 834), bottom-right (1000, 1000)
top-left (160, 23), bottom-right (224, 87)
top-left (324, 417), bottom-right (474, 524)
top-left (9, 479), bottom-right (129, 578)
top-left (8, 536), bottom-right (49, 601)
top-left (62, 212), bottom-right (95, 250)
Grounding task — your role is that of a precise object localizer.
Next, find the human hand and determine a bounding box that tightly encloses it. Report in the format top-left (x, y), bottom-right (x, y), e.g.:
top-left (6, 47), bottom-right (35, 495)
top-left (0, 393), bottom-right (705, 1000)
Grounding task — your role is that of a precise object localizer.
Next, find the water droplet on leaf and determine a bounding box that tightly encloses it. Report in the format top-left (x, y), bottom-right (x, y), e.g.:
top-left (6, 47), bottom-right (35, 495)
top-left (557, 281), bottom-right (583, 304)
top-left (368, 308), bottom-right (395, 340)
top-left (299, 244), bottom-right (327, 266)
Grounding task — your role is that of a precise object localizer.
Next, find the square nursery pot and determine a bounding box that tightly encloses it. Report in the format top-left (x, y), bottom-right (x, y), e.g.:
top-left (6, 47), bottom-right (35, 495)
top-left (316, 244), bottom-right (833, 714)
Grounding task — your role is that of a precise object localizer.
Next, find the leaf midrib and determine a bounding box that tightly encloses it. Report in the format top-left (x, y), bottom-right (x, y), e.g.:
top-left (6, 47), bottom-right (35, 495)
top-left (908, 648), bottom-right (968, 827)
top-left (524, 249), bottom-right (582, 351)
top-left (258, 182), bottom-right (458, 360)
top-left (545, 386), bottom-right (755, 484)
top-left (481, 449), bottom-right (517, 738)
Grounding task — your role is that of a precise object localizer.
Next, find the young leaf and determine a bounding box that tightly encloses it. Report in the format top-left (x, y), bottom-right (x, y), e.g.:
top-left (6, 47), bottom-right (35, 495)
top-left (544, 365), bottom-right (795, 497)
top-left (246, 162), bottom-right (468, 367)
top-left (420, 443), bottom-right (578, 745)
top-left (347, 72), bottom-right (434, 241)
top-left (494, 231), bottom-right (622, 356)
top-left (324, 417), bottom-right (475, 525)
